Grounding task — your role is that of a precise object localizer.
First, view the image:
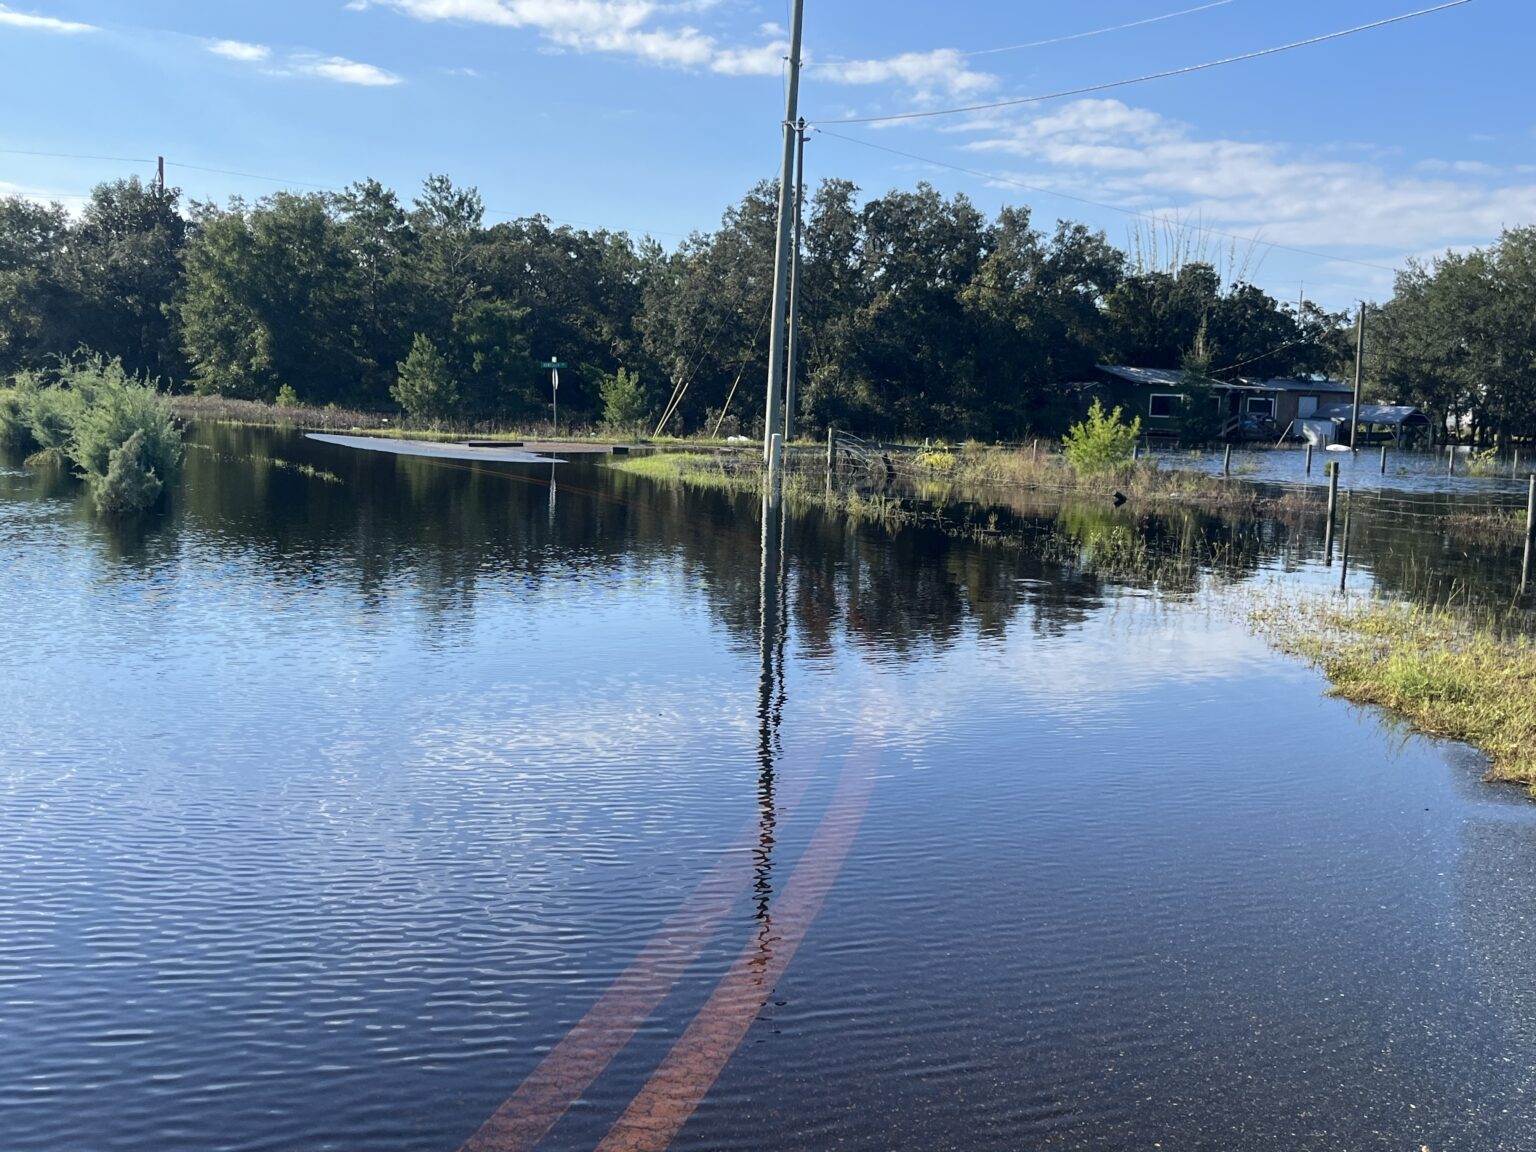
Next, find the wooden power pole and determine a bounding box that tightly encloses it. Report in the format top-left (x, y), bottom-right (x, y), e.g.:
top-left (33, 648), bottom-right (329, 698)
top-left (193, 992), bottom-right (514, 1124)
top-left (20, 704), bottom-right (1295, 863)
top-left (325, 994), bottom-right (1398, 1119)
top-left (763, 0), bottom-right (805, 463)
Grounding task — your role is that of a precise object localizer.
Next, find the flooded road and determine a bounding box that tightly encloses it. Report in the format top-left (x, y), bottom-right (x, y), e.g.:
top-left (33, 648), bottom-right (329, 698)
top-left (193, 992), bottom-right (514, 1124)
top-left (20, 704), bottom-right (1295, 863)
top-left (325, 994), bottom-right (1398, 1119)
top-left (3, 426), bottom-right (1535, 1150)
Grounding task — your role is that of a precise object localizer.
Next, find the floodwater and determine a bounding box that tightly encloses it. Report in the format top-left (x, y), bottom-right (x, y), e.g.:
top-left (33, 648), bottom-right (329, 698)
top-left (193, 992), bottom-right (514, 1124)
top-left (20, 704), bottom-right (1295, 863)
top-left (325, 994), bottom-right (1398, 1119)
top-left (1165, 441), bottom-right (1536, 500)
top-left (3, 425), bottom-right (1535, 1152)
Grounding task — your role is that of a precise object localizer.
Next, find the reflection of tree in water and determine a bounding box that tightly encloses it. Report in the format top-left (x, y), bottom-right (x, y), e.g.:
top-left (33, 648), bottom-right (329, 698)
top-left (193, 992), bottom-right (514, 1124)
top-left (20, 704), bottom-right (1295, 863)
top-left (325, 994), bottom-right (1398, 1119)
top-left (33, 423), bottom-right (1535, 655)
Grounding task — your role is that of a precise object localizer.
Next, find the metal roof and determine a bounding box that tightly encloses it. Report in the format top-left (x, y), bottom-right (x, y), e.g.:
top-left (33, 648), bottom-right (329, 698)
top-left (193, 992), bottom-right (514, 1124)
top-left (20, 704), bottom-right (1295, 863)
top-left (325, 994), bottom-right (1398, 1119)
top-left (1099, 367), bottom-right (1354, 395)
top-left (1241, 377), bottom-right (1355, 394)
top-left (1314, 403), bottom-right (1431, 427)
top-left (1097, 365), bottom-right (1186, 387)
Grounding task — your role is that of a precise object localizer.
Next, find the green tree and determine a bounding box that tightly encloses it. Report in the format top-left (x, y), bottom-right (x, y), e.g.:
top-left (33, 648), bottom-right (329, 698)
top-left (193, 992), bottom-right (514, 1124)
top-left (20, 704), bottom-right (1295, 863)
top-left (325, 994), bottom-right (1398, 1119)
top-left (392, 333), bottom-right (458, 420)
top-left (599, 367), bottom-right (648, 430)
top-left (1063, 399), bottom-right (1141, 473)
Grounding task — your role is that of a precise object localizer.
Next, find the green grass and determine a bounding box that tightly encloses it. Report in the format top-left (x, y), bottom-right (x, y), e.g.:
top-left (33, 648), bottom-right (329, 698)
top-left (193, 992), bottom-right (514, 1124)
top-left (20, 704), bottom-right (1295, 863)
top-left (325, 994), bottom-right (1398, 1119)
top-left (1256, 598), bottom-right (1536, 792)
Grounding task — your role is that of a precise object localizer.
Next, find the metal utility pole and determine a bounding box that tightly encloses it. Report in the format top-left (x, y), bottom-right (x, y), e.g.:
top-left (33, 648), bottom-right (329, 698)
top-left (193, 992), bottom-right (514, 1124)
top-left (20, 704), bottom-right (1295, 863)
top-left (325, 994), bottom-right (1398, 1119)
top-left (783, 119), bottom-right (808, 446)
top-left (1350, 303), bottom-right (1365, 450)
top-left (156, 156), bottom-right (165, 198)
top-left (763, 0), bottom-right (806, 463)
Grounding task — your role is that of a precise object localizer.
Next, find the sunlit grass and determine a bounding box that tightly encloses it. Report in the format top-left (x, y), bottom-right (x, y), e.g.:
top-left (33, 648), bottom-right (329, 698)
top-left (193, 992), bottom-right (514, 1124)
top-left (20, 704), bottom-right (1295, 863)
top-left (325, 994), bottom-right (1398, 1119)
top-left (1255, 597), bottom-right (1536, 792)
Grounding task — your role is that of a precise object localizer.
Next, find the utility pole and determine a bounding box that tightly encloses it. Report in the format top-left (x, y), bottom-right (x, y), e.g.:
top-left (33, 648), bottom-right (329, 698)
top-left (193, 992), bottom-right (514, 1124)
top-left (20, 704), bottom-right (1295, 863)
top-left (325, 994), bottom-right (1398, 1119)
top-left (1350, 303), bottom-right (1365, 451)
top-left (156, 156), bottom-right (165, 198)
top-left (783, 119), bottom-right (808, 446)
top-left (763, 0), bottom-right (805, 463)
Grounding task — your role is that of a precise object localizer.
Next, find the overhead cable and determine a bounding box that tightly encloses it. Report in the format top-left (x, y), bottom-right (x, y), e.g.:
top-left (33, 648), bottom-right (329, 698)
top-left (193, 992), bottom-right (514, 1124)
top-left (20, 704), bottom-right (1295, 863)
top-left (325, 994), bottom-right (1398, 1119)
top-left (964, 1), bottom-right (1236, 56)
top-left (813, 1), bottom-right (1474, 125)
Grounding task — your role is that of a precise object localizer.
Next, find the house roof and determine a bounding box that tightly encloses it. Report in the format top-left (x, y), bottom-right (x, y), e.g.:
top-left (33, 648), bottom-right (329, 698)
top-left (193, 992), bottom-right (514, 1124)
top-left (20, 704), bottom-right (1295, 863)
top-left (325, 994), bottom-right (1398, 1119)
top-left (1241, 377), bottom-right (1355, 394)
top-left (1315, 403), bottom-right (1431, 427)
top-left (1098, 366), bottom-right (1355, 395)
top-left (1097, 365), bottom-right (1186, 388)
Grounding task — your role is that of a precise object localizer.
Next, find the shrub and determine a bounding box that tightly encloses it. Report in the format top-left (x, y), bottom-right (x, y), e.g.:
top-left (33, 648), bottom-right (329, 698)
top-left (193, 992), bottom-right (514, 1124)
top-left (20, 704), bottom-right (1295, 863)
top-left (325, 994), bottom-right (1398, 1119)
top-left (275, 383), bottom-right (301, 408)
top-left (93, 429), bottom-right (165, 514)
top-left (1062, 399), bottom-right (1141, 473)
top-left (0, 388), bottom-right (29, 449)
top-left (66, 359), bottom-right (182, 503)
top-left (17, 375), bottom-right (81, 457)
top-left (599, 366), bottom-right (648, 432)
top-left (392, 334), bottom-right (459, 421)
top-left (915, 441), bottom-right (957, 472)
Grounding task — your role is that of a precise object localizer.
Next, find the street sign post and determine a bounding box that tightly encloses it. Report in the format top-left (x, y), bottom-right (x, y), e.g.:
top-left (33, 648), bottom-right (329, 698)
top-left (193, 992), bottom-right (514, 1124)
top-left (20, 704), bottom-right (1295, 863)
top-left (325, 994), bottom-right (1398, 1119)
top-left (539, 358), bottom-right (568, 437)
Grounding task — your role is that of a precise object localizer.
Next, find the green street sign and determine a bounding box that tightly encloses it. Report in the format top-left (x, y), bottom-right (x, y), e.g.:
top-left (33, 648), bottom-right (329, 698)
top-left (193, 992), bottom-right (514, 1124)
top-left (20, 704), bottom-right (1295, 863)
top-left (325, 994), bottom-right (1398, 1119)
top-left (540, 360), bottom-right (568, 370)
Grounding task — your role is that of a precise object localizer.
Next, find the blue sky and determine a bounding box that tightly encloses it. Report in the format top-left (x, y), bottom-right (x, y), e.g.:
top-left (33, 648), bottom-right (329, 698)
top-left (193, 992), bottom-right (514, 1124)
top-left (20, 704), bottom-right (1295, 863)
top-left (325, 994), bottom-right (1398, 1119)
top-left (1, 0), bottom-right (1530, 309)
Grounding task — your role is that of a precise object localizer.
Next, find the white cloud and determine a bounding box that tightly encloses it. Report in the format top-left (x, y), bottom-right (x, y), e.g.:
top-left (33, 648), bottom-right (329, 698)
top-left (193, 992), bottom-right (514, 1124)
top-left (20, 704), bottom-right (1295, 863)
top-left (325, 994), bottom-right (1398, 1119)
top-left (351, 0), bottom-right (990, 92)
top-left (959, 98), bottom-right (1536, 254)
top-left (812, 49), bottom-right (996, 101)
top-left (208, 38), bottom-right (403, 86)
top-left (291, 54), bottom-right (403, 86)
top-left (0, 4), bottom-right (95, 33)
top-left (206, 38), bottom-right (271, 63)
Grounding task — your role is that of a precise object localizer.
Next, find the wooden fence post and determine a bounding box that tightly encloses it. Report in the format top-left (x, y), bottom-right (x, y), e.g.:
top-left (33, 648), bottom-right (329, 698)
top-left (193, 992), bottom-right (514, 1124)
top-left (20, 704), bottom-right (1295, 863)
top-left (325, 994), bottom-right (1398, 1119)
top-left (1223, 444), bottom-right (1232, 477)
top-left (1305, 442), bottom-right (1313, 476)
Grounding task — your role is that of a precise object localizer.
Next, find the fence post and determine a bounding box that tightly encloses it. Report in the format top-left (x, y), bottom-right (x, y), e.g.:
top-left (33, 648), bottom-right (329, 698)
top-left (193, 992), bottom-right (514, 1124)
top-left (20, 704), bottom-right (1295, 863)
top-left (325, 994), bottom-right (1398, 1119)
top-left (1522, 474), bottom-right (1535, 597)
top-left (826, 426), bottom-right (836, 473)
top-left (1448, 445), bottom-right (1455, 475)
top-left (1305, 442), bottom-right (1313, 476)
top-left (1032, 440), bottom-right (1039, 465)
top-left (1324, 463), bottom-right (1340, 565)
top-left (1338, 492), bottom-right (1352, 593)
top-left (1223, 444), bottom-right (1232, 477)
top-left (1380, 443), bottom-right (1388, 475)
top-left (1132, 440), bottom-right (1140, 463)
top-left (1514, 448), bottom-right (1521, 480)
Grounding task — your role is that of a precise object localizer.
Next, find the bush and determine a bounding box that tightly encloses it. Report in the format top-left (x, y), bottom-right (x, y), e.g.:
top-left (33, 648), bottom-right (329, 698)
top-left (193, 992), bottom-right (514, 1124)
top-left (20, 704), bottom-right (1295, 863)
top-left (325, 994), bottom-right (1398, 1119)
top-left (1062, 399), bottom-right (1141, 473)
top-left (66, 359), bottom-right (182, 503)
top-left (392, 334), bottom-right (459, 421)
top-left (0, 388), bottom-right (29, 449)
top-left (275, 383), bottom-right (301, 408)
top-left (599, 366), bottom-right (648, 432)
top-left (16, 373), bottom-right (81, 457)
top-left (93, 429), bottom-right (165, 514)
top-left (7, 355), bottom-right (182, 513)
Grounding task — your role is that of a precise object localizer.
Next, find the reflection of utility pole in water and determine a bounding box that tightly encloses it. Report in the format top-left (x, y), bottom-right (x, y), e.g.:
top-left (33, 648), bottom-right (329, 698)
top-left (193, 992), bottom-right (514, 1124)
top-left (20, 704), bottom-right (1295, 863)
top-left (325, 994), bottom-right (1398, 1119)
top-left (548, 459), bottom-right (557, 526)
top-left (754, 482), bottom-right (788, 925)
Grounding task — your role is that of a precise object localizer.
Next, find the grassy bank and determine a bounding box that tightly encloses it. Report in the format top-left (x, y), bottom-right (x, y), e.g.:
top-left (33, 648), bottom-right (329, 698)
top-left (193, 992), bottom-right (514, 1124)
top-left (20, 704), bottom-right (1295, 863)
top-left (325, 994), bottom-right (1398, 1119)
top-left (1258, 598), bottom-right (1536, 793)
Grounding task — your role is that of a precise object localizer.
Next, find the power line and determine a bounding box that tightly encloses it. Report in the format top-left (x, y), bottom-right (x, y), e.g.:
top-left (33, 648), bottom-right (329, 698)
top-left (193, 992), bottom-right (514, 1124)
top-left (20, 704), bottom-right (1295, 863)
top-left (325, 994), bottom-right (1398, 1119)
top-left (813, 126), bottom-right (1403, 274)
top-left (0, 147), bottom-right (154, 165)
top-left (965, 1), bottom-right (1236, 57)
top-left (805, 1), bottom-right (1235, 70)
top-left (814, 1), bottom-right (1474, 125)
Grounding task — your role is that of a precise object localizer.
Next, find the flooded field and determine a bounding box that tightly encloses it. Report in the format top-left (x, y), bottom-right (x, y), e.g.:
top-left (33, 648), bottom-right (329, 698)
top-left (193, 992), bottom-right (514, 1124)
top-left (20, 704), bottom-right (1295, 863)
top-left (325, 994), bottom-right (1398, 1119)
top-left (3, 425), bottom-right (1536, 1151)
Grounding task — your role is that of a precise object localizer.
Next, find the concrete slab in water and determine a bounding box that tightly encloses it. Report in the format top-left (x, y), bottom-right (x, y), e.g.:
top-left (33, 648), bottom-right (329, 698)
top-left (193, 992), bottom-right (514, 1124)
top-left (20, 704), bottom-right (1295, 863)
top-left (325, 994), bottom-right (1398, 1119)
top-left (306, 433), bottom-right (563, 464)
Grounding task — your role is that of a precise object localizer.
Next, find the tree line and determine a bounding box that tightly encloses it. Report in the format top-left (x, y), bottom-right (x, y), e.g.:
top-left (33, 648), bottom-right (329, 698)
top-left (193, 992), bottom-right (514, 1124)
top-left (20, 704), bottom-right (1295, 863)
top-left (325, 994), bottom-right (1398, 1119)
top-left (4, 169), bottom-right (1519, 441)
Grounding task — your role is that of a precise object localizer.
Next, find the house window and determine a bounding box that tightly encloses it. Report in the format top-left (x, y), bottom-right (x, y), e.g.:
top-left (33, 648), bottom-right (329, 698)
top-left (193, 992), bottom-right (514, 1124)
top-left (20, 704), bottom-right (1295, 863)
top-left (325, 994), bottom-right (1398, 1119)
top-left (1246, 396), bottom-right (1276, 418)
top-left (1149, 393), bottom-right (1183, 419)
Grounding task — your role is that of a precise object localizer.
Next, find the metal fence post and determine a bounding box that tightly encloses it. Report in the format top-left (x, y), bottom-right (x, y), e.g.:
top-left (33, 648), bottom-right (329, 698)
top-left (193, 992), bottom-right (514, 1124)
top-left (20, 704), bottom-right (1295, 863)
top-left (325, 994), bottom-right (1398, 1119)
top-left (1522, 474), bottom-right (1535, 597)
top-left (1324, 463), bottom-right (1340, 565)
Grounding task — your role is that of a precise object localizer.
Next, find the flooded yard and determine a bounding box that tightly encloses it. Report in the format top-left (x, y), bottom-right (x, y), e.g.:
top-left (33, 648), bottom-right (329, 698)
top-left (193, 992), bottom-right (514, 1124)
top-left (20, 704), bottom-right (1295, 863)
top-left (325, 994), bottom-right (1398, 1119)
top-left (3, 426), bottom-right (1535, 1150)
